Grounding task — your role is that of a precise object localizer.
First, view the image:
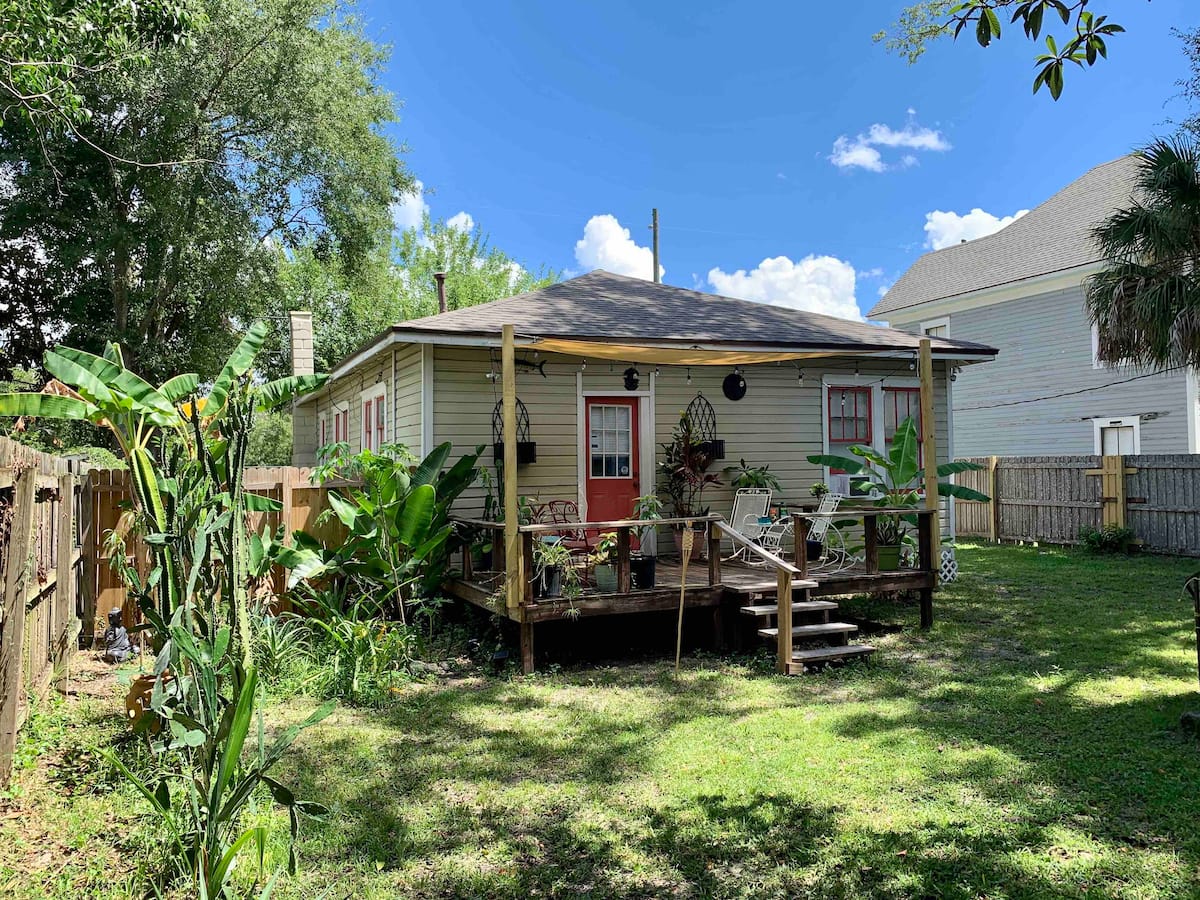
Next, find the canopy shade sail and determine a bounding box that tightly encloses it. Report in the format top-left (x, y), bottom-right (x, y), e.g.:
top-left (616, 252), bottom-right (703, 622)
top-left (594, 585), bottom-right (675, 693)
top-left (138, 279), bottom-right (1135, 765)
top-left (529, 338), bottom-right (851, 366)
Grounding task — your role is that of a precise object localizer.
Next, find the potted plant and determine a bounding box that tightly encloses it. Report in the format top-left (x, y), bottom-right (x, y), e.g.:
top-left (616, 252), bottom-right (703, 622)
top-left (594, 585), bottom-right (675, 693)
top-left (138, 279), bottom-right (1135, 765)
top-left (591, 532), bottom-right (620, 592)
top-left (807, 416), bottom-right (989, 570)
top-left (630, 494), bottom-right (663, 589)
top-left (659, 412), bottom-right (721, 561)
top-left (533, 537), bottom-right (577, 599)
top-left (724, 458), bottom-right (783, 492)
top-left (809, 481), bottom-right (829, 499)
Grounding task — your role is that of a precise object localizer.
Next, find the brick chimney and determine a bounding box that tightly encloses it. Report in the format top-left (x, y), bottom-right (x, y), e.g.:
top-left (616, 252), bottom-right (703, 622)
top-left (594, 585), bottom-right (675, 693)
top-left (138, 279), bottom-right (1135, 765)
top-left (289, 310), bottom-right (314, 376)
top-left (288, 311), bottom-right (317, 465)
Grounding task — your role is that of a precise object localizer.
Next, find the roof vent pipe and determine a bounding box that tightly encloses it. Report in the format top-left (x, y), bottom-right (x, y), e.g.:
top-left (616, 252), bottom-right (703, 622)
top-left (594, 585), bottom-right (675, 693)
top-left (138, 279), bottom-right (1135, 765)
top-left (434, 271), bottom-right (447, 314)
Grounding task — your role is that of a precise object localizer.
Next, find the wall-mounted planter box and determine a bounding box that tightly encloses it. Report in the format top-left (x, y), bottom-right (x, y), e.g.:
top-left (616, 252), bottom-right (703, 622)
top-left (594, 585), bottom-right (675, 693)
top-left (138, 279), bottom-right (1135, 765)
top-left (492, 398), bottom-right (536, 466)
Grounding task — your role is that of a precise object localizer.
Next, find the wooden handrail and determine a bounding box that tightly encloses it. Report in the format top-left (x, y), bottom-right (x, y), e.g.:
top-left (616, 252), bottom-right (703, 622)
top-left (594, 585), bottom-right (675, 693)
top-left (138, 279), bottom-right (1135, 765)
top-left (713, 521), bottom-right (801, 575)
top-left (792, 506), bottom-right (937, 519)
top-left (519, 514), bottom-right (722, 534)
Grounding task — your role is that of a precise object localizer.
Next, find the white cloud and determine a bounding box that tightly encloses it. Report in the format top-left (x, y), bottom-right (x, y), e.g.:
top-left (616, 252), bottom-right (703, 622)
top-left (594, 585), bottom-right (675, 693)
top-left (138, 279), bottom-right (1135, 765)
top-left (923, 207), bottom-right (1029, 250)
top-left (391, 180), bottom-right (428, 232)
top-left (707, 255), bottom-right (863, 321)
top-left (829, 120), bottom-right (951, 172)
top-left (573, 214), bottom-right (662, 280)
top-left (447, 211), bottom-right (475, 232)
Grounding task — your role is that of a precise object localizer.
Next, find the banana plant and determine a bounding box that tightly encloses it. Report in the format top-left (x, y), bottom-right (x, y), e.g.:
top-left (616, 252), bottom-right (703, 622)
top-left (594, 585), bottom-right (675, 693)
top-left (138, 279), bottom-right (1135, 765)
top-left (288, 442), bottom-right (481, 624)
top-left (808, 416), bottom-right (989, 544)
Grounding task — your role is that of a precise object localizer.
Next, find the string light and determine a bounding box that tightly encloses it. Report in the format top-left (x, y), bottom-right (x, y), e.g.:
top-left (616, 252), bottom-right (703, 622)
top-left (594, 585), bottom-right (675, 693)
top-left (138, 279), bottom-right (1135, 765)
top-left (686, 367), bottom-right (692, 385)
top-left (580, 359), bottom-right (587, 372)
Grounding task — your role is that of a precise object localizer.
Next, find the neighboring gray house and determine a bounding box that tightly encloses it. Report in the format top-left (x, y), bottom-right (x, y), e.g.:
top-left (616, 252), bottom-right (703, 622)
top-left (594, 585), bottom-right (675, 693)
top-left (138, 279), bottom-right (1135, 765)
top-left (871, 154), bottom-right (1200, 458)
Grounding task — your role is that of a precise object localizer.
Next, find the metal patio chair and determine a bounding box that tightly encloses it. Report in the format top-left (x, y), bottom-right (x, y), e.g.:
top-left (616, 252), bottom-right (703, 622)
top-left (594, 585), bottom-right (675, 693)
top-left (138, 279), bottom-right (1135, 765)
top-left (724, 488), bottom-right (772, 563)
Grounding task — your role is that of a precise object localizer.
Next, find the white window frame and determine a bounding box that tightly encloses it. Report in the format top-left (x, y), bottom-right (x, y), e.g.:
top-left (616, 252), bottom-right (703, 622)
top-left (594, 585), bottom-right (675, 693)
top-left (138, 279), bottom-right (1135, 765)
top-left (920, 316), bottom-right (950, 338)
top-left (820, 375), bottom-right (923, 498)
top-left (1092, 415), bottom-right (1141, 455)
top-left (359, 384), bottom-right (387, 452)
top-left (318, 410), bottom-right (330, 450)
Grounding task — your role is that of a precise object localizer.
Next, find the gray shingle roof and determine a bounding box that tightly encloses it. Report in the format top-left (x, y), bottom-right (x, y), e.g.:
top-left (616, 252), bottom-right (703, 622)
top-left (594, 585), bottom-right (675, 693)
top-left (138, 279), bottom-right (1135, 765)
top-left (390, 269), bottom-right (995, 357)
top-left (869, 154), bottom-right (1141, 319)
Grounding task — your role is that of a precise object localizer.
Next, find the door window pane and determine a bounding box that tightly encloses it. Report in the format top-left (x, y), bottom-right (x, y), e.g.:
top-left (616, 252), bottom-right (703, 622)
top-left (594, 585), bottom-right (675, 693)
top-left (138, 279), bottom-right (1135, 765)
top-left (590, 404), bottom-right (633, 479)
top-left (1101, 425), bottom-right (1135, 455)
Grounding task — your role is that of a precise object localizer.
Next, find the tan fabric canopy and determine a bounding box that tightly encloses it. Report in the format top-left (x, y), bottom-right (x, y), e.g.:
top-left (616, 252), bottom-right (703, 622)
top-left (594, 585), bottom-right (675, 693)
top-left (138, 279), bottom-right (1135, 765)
top-left (531, 338), bottom-right (851, 366)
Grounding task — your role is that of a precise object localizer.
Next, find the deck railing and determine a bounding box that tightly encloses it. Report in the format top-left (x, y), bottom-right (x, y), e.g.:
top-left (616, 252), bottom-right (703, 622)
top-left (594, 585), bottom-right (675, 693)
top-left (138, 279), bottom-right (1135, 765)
top-left (791, 506), bottom-right (938, 628)
top-left (712, 520), bottom-right (810, 673)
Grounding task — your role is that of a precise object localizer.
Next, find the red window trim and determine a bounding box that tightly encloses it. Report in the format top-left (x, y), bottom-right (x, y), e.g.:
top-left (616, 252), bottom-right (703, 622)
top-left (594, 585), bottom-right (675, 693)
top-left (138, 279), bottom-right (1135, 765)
top-left (826, 385), bottom-right (872, 446)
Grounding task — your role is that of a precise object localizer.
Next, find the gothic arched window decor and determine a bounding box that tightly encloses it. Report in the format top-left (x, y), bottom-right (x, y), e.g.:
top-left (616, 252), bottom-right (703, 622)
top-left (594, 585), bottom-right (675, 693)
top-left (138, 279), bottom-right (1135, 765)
top-left (492, 398), bottom-right (537, 464)
top-left (685, 392), bottom-right (725, 460)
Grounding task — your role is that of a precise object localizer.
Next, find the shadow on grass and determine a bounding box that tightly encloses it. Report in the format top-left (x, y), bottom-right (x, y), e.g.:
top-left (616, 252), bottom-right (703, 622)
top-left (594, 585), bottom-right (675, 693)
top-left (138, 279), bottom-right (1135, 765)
top-left (279, 544), bottom-right (1200, 898)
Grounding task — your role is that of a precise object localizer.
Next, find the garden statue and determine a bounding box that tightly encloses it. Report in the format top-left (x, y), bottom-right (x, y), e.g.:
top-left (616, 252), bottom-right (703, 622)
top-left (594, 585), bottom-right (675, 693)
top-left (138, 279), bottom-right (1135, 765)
top-left (102, 608), bottom-right (139, 663)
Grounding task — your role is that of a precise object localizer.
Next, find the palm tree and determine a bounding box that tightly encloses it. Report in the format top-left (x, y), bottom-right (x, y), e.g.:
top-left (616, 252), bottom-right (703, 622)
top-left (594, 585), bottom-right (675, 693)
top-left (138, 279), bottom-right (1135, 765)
top-left (1086, 139), bottom-right (1200, 370)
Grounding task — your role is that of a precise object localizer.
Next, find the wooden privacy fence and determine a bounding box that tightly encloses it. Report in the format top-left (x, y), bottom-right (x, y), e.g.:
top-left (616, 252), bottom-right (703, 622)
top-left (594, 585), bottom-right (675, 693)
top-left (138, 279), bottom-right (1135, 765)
top-left (0, 438), bottom-right (89, 786)
top-left (954, 454), bottom-right (1200, 555)
top-left (90, 466), bottom-right (347, 631)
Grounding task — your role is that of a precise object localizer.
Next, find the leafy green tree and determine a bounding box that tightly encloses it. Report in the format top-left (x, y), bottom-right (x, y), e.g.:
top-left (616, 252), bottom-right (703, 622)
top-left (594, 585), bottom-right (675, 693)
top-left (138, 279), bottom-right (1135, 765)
top-left (264, 215), bottom-right (557, 375)
top-left (246, 410), bottom-right (294, 466)
top-left (1085, 139), bottom-right (1200, 370)
top-left (877, 1), bottom-right (1128, 99)
top-left (0, 0), bottom-right (410, 382)
top-left (393, 213), bottom-right (558, 320)
top-left (0, 0), bottom-right (195, 129)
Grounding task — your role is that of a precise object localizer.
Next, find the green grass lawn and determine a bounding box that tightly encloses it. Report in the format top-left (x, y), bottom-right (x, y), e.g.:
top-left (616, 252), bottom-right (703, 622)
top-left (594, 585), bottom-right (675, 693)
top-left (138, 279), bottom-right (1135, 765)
top-left (6, 543), bottom-right (1200, 899)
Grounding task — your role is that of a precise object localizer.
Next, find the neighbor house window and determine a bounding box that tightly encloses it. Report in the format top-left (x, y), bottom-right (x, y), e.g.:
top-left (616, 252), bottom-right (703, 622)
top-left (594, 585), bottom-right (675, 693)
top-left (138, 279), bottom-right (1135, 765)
top-left (1093, 416), bottom-right (1140, 455)
top-left (318, 412), bottom-right (329, 449)
top-left (360, 385), bottom-right (386, 452)
top-left (921, 316), bottom-right (949, 339)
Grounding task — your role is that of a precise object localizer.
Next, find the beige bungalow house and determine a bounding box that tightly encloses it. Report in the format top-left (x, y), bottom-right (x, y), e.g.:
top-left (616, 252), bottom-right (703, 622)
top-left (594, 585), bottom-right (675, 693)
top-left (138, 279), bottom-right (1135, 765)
top-left (288, 271), bottom-right (996, 673)
top-left (289, 270), bottom-right (994, 521)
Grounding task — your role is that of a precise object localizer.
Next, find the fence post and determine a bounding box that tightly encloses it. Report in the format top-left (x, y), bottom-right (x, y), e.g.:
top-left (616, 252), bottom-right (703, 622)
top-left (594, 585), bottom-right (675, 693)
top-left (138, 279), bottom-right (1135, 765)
top-left (987, 456), bottom-right (1000, 543)
top-left (0, 469), bottom-right (38, 786)
top-left (53, 473), bottom-right (75, 680)
top-left (79, 470), bottom-right (97, 648)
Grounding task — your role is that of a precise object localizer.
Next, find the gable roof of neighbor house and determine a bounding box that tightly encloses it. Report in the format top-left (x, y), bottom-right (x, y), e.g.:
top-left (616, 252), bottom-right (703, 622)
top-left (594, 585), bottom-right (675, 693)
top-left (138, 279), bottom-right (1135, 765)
top-left (375, 269), bottom-right (995, 357)
top-left (869, 154), bottom-right (1141, 319)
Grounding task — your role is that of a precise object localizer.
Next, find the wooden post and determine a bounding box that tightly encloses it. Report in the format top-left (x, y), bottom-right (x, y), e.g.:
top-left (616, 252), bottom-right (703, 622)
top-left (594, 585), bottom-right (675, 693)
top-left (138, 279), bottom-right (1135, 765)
top-left (918, 511), bottom-right (934, 630)
top-left (502, 324), bottom-right (521, 614)
top-left (0, 469), bottom-right (38, 785)
top-left (521, 531), bottom-right (536, 605)
top-left (707, 525), bottom-right (722, 585)
top-left (863, 513), bottom-right (879, 574)
top-left (987, 456), bottom-right (1000, 543)
top-left (793, 515), bottom-right (808, 580)
top-left (520, 620), bottom-right (535, 674)
top-left (616, 527), bottom-right (632, 593)
top-left (53, 473), bottom-right (74, 678)
top-left (776, 567), bottom-right (793, 674)
top-left (79, 470), bottom-right (96, 648)
top-left (918, 338), bottom-right (941, 566)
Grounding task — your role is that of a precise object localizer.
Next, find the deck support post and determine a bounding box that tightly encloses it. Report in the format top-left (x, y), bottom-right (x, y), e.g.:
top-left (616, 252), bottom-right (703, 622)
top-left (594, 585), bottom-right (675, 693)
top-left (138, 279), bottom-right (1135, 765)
top-left (776, 567), bottom-right (793, 674)
top-left (793, 515), bottom-right (808, 580)
top-left (616, 527), bottom-right (632, 593)
top-left (918, 338), bottom-right (941, 560)
top-left (863, 513), bottom-right (878, 574)
top-left (918, 511), bottom-right (934, 630)
top-left (502, 324), bottom-right (521, 616)
top-left (707, 525), bottom-right (722, 585)
top-left (520, 620), bottom-right (535, 674)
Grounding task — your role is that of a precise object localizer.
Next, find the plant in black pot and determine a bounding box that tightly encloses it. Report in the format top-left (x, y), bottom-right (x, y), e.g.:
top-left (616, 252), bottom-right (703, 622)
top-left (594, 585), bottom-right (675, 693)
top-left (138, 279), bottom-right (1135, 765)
top-left (591, 532), bottom-right (619, 592)
top-left (659, 412), bottom-right (721, 561)
top-left (807, 416), bottom-right (989, 570)
top-left (630, 494), bottom-right (663, 589)
top-left (533, 538), bottom-right (578, 599)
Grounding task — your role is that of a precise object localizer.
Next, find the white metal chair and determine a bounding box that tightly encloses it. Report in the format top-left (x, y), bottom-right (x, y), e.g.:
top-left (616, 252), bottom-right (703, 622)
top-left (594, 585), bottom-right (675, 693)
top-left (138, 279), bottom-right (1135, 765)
top-left (725, 488), bottom-right (772, 563)
top-left (802, 493), bottom-right (859, 575)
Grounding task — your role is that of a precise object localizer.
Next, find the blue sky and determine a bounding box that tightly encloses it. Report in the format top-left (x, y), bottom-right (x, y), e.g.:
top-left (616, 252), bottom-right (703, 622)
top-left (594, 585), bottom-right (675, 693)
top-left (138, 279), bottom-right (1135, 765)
top-left (366, 0), bottom-right (1194, 322)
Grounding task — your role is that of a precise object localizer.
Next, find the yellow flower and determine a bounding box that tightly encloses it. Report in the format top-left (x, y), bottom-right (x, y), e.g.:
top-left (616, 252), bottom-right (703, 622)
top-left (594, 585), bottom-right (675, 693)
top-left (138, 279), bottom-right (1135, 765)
top-left (179, 397), bottom-right (209, 418)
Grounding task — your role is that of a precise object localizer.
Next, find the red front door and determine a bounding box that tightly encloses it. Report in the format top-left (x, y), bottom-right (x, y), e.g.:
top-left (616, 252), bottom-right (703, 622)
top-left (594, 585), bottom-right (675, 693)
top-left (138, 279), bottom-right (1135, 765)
top-left (585, 397), bottom-right (640, 523)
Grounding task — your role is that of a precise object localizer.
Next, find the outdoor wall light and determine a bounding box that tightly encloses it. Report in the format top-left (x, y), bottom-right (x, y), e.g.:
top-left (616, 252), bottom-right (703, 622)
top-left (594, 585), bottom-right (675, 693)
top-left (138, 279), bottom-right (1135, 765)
top-left (623, 366), bottom-right (640, 391)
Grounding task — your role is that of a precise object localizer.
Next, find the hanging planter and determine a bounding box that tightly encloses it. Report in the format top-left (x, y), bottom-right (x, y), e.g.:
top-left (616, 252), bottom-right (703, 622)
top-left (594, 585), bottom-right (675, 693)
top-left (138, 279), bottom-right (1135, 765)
top-left (492, 398), bottom-right (537, 464)
top-left (685, 392), bottom-right (725, 460)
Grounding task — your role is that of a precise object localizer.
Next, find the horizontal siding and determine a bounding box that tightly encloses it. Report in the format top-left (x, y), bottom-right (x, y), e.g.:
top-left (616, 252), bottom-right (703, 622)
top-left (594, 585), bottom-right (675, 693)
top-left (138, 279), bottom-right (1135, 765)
top-left (394, 344), bottom-right (423, 454)
top-left (927, 285), bottom-right (1191, 456)
top-left (435, 347), bottom-right (953, 526)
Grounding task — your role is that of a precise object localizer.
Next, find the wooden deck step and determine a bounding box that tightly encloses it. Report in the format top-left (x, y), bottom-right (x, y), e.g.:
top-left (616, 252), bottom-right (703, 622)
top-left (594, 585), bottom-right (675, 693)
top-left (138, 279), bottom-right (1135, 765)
top-left (757, 622), bottom-right (858, 640)
top-left (786, 644), bottom-right (876, 673)
top-left (739, 600), bottom-right (839, 617)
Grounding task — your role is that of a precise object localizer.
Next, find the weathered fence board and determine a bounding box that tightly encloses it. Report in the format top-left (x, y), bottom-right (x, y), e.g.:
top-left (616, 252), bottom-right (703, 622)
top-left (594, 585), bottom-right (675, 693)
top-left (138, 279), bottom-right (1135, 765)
top-left (0, 437), bottom-right (86, 786)
top-left (954, 453), bottom-right (1200, 556)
